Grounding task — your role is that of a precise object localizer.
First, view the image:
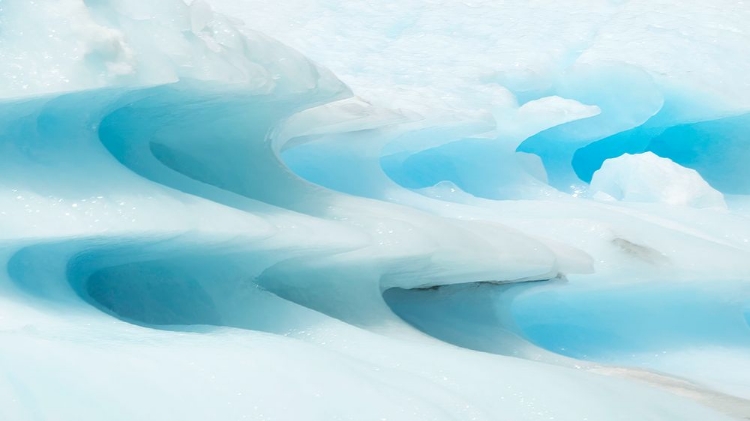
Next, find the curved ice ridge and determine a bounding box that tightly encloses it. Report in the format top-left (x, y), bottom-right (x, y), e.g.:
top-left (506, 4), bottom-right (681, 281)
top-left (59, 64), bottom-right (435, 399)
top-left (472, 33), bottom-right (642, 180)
top-left (1, 1), bottom-right (750, 421)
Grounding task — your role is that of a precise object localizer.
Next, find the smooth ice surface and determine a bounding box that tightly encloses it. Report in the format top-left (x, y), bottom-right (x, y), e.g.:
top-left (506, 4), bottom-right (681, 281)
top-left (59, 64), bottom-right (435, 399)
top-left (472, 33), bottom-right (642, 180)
top-left (1, 0), bottom-right (750, 420)
top-left (385, 281), bottom-right (750, 415)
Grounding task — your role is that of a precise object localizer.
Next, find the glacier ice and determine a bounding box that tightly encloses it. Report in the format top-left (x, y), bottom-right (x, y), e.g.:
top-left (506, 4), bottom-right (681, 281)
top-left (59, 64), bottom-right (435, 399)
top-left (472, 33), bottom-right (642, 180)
top-left (590, 152), bottom-right (727, 209)
top-left (1, 0), bottom-right (750, 420)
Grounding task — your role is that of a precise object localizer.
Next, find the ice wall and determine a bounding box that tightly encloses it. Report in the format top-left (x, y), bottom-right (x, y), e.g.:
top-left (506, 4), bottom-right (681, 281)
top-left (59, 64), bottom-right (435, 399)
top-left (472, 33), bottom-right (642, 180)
top-left (1, 0), bottom-right (750, 420)
top-left (213, 0), bottom-right (750, 194)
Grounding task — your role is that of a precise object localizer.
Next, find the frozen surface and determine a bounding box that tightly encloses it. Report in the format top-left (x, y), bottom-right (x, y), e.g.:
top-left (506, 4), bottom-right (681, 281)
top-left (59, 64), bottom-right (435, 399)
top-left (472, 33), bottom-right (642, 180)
top-left (1, 0), bottom-right (750, 420)
top-left (590, 152), bottom-right (727, 208)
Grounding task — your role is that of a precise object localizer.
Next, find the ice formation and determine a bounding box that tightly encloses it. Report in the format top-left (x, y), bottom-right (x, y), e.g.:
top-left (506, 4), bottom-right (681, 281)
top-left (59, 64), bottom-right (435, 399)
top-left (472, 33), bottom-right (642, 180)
top-left (1, 0), bottom-right (749, 420)
top-left (590, 152), bottom-right (727, 209)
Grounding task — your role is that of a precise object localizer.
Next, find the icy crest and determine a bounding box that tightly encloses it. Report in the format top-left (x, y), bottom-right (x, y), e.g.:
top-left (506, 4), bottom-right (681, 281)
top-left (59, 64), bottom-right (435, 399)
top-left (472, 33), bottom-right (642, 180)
top-left (0, 0), bottom-right (342, 98)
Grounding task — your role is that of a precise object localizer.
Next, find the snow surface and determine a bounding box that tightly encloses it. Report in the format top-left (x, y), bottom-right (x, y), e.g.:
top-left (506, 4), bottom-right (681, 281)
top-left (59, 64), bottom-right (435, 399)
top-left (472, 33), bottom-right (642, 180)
top-left (1, 0), bottom-right (750, 420)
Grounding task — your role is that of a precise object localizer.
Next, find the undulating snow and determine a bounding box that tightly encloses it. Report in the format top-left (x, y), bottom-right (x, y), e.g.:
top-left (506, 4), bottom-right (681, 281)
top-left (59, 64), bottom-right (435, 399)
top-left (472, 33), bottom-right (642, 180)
top-left (1, 0), bottom-right (749, 420)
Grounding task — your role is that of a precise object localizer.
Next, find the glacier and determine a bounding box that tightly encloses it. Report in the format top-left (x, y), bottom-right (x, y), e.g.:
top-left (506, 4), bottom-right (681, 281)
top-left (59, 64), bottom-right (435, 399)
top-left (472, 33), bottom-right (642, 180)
top-left (1, 0), bottom-right (750, 420)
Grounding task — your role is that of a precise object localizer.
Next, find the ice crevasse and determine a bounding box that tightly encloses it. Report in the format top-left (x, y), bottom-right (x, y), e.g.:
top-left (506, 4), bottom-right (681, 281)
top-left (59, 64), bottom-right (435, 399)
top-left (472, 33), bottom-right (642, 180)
top-left (1, 0), bottom-right (750, 420)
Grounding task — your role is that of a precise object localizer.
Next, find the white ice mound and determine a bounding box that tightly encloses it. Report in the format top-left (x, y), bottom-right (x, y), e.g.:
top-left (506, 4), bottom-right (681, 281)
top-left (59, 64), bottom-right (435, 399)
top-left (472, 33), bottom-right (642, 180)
top-left (590, 152), bottom-right (727, 209)
top-left (0, 0), bottom-right (344, 99)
